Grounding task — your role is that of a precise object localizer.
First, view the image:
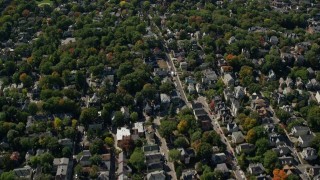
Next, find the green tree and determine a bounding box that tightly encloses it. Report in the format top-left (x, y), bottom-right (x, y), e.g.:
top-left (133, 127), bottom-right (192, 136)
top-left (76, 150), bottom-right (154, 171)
top-left (160, 82), bottom-right (174, 94)
top-left (159, 120), bottom-right (177, 139)
top-left (169, 149), bottom-right (181, 162)
top-left (197, 143), bottom-right (212, 159)
top-left (174, 136), bottom-right (189, 148)
top-left (263, 150), bottom-right (279, 173)
top-left (90, 154), bottom-right (102, 165)
top-left (287, 174), bottom-right (300, 180)
top-left (255, 138), bottom-right (269, 155)
top-left (0, 171), bottom-right (15, 180)
top-left (28, 103), bottom-right (38, 115)
top-left (105, 137), bottom-right (114, 147)
top-left (275, 108), bottom-right (291, 123)
top-left (79, 108), bottom-right (98, 127)
top-left (130, 112), bottom-right (139, 123)
top-left (129, 149), bottom-right (145, 171)
top-left (62, 147), bottom-right (72, 157)
top-left (307, 106), bottom-right (320, 131)
top-left (112, 111), bottom-right (125, 127)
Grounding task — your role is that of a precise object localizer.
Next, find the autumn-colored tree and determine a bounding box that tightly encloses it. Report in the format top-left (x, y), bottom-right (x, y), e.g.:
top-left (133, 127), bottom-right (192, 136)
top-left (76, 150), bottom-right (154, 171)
top-left (226, 54), bottom-right (236, 61)
top-left (245, 128), bottom-right (256, 143)
top-left (71, 119), bottom-right (77, 129)
top-left (22, 9), bottom-right (30, 17)
top-left (242, 117), bottom-right (257, 131)
top-left (273, 169), bottom-right (288, 180)
top-left (177, 120), bottom-right (188, 134)
top-left (53, 117), bottom-right (62, 130)
top-left (118, 136), bottom-right (134, 153)
top-left (239, 65), bottom-right (254, 86)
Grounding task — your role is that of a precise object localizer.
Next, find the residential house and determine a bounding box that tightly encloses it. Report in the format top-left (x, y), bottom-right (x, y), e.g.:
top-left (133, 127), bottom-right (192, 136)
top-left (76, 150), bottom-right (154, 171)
top-left (145, 152), bottom-right (163, 172)
top-left (228, 36), bottom-right (236, 44)
top-left (153, 68), bottom-right (168, 78)
top-left (133, 122), bottom-right (144, 137)
top-left (316, 91), bottom-right (320, 104)
top-left (230, 99), bottom-right (240, 116)
top-left (272, 144), bottom-right (291, 156)
top-left (180, 169), bottom-right (197, 180)
top-left (227, 123), bottom-right (239, 134)
top-left (251, 98), bottom-right (267, 110)
top-left (280, 105), bottom-right (293, 114)
top-left (160, 93), bottom-right (171, 107)
top-left (232, 131), bottom-right (245, 144)
top-left (215, 163), bottom-right (230, 175)
top-left (290, 126), bottom-right (310, 137)
top-left (211, 153), bottom-right (227, 165)
top-left (53, 158), bottom-right (72, 180)
top-left (180, 62), bottom-right (188, 70)
top-left (306, 79), bottom-right (320, 90)
top-left (78, 150), bottom-right (91, 167)
top-left (193, 108), bottom-right (207, 120)
top-left (268, 70), bottom-right (276, 81)
top-left (202, 69), bottom-right (218, 87)
top-left (199, 119), bottom-right (212, 131)
top-left (101, 154), bottom-right (111, 170)
top-left (120, 106), bottom-right (130, 119)
top-left (248, 163), bottom-right (265, 176)
top-left (234, 86), bottom-right (245, 99)
top-left (143, 144), bottom-right (160, 154)
top-left (264, 124), bottom-right (276, 133)
top-left (279, 156), bottom-right (295, 166)
top-left (187, 83), bottom-right (195, 94)
top-left (147, 170), bottom-right (166, 180)
top-left (195, 83), bottom-right (204, 94)
top-left (236, 143), bottom-right (255, 155)
top-left (144, 103), bottom-right (153, 116)
top-left (307, 67), bottom-right (315, 78)
top-left (294, 54), bottom-right (305, 65)
top-left (305, 165), bottom-right (320, 178)
top-left (269, 133), bottom-right (286, 147)
top-left (13, 166), bottom-right (33, 179)
top-left (223, 74), bottom-right (234, 87)
top-left (298, 134), bottom-right (314, 148)
top-left (116, 127), bottom-right (131, 143)
top-left (223, 88), bottom-right (234, 102)
top-left (177, 148), bottom-right (195, 164)
top-left (58, 138), bottom-right (73, 149)
top-left (269, 36), bottom-right (279, 45)
top-left (296, 77), bottom-right (304, 89)
top-left (61, 37), bottom-right (76, 45)
top-left (301, 147), bottom-right (318, 161)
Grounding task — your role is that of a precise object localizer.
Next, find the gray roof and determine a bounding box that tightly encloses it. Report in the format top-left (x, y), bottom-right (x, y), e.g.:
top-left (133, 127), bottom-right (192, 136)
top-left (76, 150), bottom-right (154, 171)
top-left (147, 170), bottom-right (166, 180)
top-left (215, 163), bottom-right (229, 173)
top-left (13, 166), bottom-right (32, 178)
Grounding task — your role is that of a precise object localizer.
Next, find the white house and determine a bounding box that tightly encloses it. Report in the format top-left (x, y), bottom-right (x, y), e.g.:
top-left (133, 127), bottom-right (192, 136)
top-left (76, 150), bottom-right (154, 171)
top-left (117, 127), bottom-right (131, 141)
top-left (223, 74), bottom-right (234, 87)
top-left (316, 91), bottom-right (320, 104)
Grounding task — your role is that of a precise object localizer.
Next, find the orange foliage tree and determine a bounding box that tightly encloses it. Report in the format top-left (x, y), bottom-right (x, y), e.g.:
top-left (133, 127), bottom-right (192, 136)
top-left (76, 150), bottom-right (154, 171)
top-left (273, 169), bottom-right (288, 180)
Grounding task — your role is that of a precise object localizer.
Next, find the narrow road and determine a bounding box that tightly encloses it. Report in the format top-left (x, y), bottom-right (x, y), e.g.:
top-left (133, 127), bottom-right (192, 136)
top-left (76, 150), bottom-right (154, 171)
top-left (166, 52), bottom-right (191, 108)
top-left (197, 96), bottom-right (245, 180)
top-left (154, 117), bottom-right (177, 180)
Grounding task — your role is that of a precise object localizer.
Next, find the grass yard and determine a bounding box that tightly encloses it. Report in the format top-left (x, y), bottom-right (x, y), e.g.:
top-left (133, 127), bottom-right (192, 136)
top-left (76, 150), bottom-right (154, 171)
top-left (157, 59), bottom-right (168, 69)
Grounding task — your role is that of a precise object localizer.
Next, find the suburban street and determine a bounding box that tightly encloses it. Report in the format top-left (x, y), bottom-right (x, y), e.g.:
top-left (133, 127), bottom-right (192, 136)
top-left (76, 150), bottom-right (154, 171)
top-left (148, 13), bottom-right (245, 180)
top-left (197, 96), bottom-right (245, 180)
top-left (154, 117), bottom-right (177, 180)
